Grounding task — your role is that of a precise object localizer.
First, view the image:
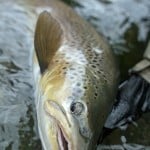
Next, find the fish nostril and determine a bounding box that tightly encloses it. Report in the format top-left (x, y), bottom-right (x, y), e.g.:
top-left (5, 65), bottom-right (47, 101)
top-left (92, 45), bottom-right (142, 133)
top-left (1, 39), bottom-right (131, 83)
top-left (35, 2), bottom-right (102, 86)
top-left (79, 127), bottom-right (91, 139)
top-left (70, 102), bottom-right (85, 115)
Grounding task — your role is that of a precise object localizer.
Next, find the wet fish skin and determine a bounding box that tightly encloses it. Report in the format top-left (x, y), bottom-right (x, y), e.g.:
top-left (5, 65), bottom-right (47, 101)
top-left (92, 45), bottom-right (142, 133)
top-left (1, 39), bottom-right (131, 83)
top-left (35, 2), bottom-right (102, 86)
top-left (33, 0), bottom-right (118, 148)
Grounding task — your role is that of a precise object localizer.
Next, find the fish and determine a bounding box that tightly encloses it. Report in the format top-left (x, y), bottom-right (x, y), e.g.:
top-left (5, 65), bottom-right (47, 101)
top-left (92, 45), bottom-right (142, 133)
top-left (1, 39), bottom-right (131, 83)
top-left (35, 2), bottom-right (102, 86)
top-left (1, 0), bottom-right (118, 149)
top-left (33, 0), bottom-right (118, 150)
top-left (33, 0), bottom-right (118, 148)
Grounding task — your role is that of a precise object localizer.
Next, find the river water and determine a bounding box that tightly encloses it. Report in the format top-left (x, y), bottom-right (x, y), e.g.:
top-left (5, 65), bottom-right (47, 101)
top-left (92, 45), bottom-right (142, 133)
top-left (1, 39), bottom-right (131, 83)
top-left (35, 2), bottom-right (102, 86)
top-left (0, 0), bottom-right (149, 149)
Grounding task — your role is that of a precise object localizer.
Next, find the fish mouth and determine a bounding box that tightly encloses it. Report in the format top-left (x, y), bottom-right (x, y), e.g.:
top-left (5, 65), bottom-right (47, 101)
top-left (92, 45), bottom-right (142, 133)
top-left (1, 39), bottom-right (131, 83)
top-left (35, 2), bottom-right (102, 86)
top-left (57, 125), bottom-right (69, 150)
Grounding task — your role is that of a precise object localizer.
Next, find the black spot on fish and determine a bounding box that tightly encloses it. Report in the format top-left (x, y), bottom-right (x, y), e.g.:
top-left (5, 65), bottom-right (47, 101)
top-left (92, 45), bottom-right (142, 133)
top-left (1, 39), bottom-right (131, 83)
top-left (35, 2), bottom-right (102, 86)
top-left (76, 82), bottom-right (81, 87)
top-left (84, 86), bottom-right (87, 89)
top-left (62, 66), bottom-right (67, 70)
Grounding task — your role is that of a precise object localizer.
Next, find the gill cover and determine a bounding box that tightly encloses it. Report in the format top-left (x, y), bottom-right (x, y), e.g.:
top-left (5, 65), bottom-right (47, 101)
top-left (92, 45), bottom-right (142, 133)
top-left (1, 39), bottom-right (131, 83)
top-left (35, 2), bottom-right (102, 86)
top-left (34, 11), bottom-right (63, 73)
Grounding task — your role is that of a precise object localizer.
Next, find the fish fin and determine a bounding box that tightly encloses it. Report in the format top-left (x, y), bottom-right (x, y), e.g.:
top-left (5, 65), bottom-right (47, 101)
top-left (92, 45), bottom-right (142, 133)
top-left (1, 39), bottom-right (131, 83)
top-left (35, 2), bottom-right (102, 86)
top-left (34, 11), bottom-right (63, 73)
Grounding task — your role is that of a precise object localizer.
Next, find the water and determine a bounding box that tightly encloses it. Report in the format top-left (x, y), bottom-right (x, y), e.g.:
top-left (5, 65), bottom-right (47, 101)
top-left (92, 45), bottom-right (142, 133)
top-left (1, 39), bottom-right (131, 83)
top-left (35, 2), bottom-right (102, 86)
top-left (0, 2), bottom-right (42, 149)
top-left (0, 0), bottom-right (149, 149)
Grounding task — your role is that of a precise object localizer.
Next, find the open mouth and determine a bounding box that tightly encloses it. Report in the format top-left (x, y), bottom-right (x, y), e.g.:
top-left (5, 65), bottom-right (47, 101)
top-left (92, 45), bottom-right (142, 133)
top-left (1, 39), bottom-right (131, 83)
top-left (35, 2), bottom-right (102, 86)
top-left (57, 125), bottom-right (69, 150)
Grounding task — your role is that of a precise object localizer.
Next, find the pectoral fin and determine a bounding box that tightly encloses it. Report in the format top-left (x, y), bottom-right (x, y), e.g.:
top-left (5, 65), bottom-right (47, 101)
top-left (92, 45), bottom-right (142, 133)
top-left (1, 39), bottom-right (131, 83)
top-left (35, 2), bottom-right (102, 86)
top-left (34, 11), bottom-right (63, 73)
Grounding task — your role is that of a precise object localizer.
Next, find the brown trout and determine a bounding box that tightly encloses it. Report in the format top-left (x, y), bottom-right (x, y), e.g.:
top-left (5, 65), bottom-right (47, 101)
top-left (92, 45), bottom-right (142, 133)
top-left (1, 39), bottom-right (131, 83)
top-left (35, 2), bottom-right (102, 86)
top-left (33, 0), bottom-right (118, 148)
top-left (1, 0), bottom-right (118, 149)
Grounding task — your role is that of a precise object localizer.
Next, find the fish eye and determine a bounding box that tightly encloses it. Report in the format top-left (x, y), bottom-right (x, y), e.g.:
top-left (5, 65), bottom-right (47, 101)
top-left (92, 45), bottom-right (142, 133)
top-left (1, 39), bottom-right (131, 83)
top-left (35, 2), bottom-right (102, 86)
top-left (70, 102), bottom-right (85, 115)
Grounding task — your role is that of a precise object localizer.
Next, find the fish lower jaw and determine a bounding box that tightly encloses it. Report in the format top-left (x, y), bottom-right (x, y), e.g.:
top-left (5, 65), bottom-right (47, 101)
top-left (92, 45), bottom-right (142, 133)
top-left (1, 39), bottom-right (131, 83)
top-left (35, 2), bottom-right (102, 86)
top-left (57, 124), bottom-right (71, 150)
